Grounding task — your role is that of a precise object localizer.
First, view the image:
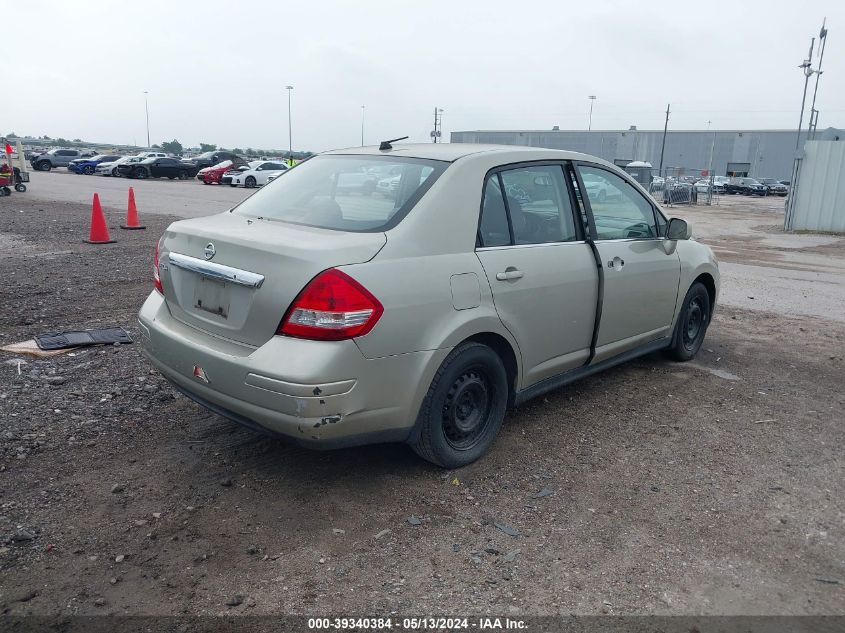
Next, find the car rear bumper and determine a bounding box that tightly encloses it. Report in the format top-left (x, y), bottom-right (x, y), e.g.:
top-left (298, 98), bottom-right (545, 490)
top-left (137, 291), bottom-right (444, 448)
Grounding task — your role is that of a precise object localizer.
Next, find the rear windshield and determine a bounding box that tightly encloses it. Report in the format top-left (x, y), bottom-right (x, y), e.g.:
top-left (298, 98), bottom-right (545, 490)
top-left (232, 155), bottom-right (448, 232)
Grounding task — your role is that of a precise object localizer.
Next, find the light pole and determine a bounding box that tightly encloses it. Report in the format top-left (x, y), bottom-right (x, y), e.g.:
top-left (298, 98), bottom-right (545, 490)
top-left (143, 91), bottom-right (150, 148)
top-left (361, 105), bottom-right (366, 146)
top-left (588, 95), bottom-right (597, 131)
top-left (285, 85), bottom-right (294, 164)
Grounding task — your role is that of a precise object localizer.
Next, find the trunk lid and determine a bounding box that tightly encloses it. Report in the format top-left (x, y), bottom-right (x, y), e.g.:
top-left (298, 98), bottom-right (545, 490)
top-left (159, 213), bottom-right (386, 347)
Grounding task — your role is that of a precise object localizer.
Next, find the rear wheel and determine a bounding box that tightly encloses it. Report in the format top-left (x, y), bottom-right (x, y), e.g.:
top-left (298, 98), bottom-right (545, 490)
top-left (245, 176), bottom-right (256, 188)
top-left (665, 282), bottom-right (711, 362)
top-left (15, 184), bottom-right (26, 192)
top-left (411, 342), bottom-right (508, 468)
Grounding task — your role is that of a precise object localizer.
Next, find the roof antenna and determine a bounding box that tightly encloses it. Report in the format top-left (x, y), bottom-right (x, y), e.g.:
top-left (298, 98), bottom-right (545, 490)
top-left (379, 136), bottom-right (409, 151)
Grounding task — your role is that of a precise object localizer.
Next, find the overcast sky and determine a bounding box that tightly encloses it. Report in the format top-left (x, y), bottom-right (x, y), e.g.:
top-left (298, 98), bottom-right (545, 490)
top-left (5, 0), bottom-right (842, 152)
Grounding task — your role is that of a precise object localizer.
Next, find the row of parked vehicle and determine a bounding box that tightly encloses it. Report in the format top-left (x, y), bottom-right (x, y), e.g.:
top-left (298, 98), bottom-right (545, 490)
top-left (692, 175), bottom-right (789, 197)
top-left (26, 147), bottom-right (293, 188)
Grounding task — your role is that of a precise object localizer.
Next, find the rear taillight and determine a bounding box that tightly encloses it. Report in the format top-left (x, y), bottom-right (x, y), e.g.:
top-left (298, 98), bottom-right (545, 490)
top-left (278, 269), bottom-right (383, 341)
top-left (153, 240), bottom-right (163, 294)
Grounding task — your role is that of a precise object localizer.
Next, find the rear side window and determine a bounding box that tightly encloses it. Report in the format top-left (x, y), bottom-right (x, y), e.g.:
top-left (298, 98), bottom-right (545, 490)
top-left (478, 164), bottom-right (578, 247)
top-left (499, 166), bottom-right (577, 244)
top-left (233, 155), bottom-right (447, 232)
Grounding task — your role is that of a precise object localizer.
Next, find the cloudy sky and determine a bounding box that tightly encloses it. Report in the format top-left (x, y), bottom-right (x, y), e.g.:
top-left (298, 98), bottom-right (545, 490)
top-left (5, 0), bottom-right (842, 152)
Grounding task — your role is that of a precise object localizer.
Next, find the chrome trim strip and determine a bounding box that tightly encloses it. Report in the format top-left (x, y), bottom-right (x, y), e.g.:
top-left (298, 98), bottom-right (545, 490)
top-left (167, 253), bottom-right (265, 288)
top-left (476, 240), bottom-right (587, 252)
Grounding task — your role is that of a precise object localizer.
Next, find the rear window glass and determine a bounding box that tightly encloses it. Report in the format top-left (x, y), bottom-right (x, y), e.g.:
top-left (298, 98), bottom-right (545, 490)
top-left (233, 155), bottom-right (448, 232)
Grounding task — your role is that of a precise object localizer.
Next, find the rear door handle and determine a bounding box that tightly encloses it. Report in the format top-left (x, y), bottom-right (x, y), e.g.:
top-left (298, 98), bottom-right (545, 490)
top-left (495, 269), bottom-right (524, 281)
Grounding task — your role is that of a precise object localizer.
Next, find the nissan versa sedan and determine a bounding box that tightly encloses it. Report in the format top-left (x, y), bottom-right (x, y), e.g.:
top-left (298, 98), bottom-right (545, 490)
top-left (139, 143), bottom-right (719, 467)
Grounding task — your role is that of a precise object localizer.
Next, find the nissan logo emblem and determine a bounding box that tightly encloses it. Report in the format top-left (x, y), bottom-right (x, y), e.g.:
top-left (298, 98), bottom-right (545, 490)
top-left (204, 243), bottom-right (216, 260)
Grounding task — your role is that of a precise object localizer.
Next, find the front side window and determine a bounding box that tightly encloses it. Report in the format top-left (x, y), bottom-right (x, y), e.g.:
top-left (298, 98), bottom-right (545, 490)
top-left (577, 165), bottom-right (658, 240)
top-left (233, 155), bottom-right (446, 232)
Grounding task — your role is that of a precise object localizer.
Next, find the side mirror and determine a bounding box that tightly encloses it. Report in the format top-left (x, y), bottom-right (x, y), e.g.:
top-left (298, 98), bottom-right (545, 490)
top-left (667, 218), bottom-right (692, 240)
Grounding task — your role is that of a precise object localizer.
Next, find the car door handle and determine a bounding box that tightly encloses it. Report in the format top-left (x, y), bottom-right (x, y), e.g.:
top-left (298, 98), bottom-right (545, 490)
top-left (495, 269), bottom-right (524, 281)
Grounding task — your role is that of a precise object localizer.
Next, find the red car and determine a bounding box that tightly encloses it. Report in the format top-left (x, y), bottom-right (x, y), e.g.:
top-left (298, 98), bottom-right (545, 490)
top-left (197, 158), bottom-right (246, 184)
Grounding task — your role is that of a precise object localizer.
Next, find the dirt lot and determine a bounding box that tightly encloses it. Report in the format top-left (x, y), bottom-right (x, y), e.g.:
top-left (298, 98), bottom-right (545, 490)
top-left (0, 196), bottom-right (843, 616)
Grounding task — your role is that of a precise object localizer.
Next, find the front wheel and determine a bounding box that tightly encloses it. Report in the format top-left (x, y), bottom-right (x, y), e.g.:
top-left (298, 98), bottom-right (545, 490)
top-left (133, 168), bottom-right (147, 179)
top-left (665, 282), bottom-right (711, 362)
top-left (245, 176), bottom-right (256, 188)
top-left (177, 171), bottom-right (188, 180)
top-left (83, 166), bottom-right (95, 175)
top-left (36, 161), bottom-right (51, 171)
top-left (15, 184), bottom-right (26, 192)
top-left (410, 342), bottom-right (508, 468)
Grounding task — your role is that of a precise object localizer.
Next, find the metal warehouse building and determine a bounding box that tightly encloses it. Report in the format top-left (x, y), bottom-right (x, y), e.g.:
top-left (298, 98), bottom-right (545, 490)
top-left (451, 127), bottom-right (844, 182)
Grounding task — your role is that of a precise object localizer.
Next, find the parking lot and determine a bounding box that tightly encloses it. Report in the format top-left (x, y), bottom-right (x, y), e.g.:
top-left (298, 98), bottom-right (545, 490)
top-left (1, 179), bottom-right (843, 615)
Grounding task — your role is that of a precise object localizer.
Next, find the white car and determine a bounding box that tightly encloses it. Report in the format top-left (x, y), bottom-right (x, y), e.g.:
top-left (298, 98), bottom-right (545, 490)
top-left (227, 160), bottom-right (288, 188)
top-left (96, 152), bottom-right (169, 176)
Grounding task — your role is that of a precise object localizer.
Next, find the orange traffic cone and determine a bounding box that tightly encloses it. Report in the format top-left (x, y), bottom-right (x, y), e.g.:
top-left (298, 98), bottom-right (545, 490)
top-left (84, 193), bottom-right (116, 244)
top-left (121, 187), bottom-right (146, 230)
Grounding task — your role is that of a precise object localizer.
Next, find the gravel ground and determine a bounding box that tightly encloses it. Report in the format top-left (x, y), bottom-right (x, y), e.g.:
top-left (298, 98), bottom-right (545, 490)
top-left (1, 197), bottom-right (843, 616)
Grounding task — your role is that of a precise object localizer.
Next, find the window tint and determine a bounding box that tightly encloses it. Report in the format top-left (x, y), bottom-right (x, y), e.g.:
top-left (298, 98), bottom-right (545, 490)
top-left (478, 177), bottom-right (510, 247)
top-left (57, 150), bottom-right (76, 156)
top-left (577, 165), bottom-right (658, 240)
top-left (499, 166), bottom-right (577, 244)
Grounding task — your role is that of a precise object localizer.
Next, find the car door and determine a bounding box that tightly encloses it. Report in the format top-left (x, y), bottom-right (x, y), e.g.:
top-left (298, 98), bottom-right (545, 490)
top-left (573, 163), bottom-right (680, 363)
top-left (475, 163), bottom-right (598, 388)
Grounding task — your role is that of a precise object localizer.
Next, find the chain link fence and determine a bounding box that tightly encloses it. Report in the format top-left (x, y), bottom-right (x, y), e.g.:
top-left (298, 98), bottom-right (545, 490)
top-left (642, 166), bottom-right (723, 207)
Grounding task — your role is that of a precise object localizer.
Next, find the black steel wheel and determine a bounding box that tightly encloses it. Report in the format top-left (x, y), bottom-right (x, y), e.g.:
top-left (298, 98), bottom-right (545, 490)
top-left (666, 282), bottom-right (711, 361)
top-left (411, 342), bottom-right (508, 467)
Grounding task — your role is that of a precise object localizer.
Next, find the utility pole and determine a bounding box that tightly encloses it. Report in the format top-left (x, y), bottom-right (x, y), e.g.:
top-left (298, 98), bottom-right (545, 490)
top-left (808, 19), bottom-right (828, 139)
top-left (588, 95), bottom-right (596, 131)
top-left (658, 104), bottom-right (670, 177)
top-left (143, 91), bottom-right (150, 148)
top-left (285, 85), bottom-right (294, 164)
top-left (361, 105), bottom-right (366, 146)
top-left (431, 108), bottom-right (444, 143)
top-left (795, 39), bottom-right (815, 151)
top-left (706, 125), bottom-right (716, 206)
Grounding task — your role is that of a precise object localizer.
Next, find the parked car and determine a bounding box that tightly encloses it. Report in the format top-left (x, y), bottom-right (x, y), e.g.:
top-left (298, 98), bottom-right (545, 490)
top-left (96, 155), bottom-right (140, 176)
top-left (30, 148), bottom-right (95, 171)
top-left (225, 160), bottom-right (288, 187)
top-left (68, 154), bottom-right (124, 175)
top-left (118, 157), bottom-right (197, 180)
top-left (694, 176), bottom-right (728, 194)
top-left (189, 150), bottom-right (244, 171)
top-left (757, 178), bottom-right (788, 196)
top-left (725, 177), bottom-right (767, 196)
top-left (140, 144), bottom-right (719, 467)
top-left (197, 158), bottom-right (248, 184)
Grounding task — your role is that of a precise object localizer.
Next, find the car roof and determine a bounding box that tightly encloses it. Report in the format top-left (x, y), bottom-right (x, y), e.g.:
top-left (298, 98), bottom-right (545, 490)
top-left (322, 142), bottom-right (614, 166)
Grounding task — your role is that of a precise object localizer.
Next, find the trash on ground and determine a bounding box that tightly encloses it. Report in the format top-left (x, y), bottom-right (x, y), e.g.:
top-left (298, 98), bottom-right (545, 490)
top-left (34, 327), bottom-right (133, 350)
top-left (0, 339), bottom-right (70, 358)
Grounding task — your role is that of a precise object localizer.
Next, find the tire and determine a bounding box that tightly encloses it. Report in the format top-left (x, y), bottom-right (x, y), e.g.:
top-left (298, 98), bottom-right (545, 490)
top-left (83, 166), bottom-right (95, 175)
top-left (133, 167), bottom-right (147, 179)
top-left (177, 171), bottom-right (188, 180)
top-left (410, 342), bottom-right (508, 468)
top-left (245, 176), bottom-right (256, 188)
top-left (36, 161), bottom-right (51, 171)
top-left (665, 282), bottom-right (711, 362)
top-left (15, 184), bottom-right (26, 192)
